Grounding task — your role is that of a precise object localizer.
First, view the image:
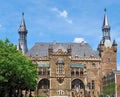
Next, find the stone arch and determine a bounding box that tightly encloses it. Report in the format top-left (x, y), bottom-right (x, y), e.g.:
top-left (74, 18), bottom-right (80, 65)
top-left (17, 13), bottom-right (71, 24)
top-left (38, 78), bottom-right (49, 89)
top-left (71, 79), bottom-right (85, 97)
top-left (71, 79), bottom-right (85, 89)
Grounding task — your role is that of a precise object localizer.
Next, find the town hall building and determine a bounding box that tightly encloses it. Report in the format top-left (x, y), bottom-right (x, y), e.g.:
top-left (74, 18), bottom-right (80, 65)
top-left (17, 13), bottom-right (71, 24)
top-left (17, 9), bottom-right (117, 97)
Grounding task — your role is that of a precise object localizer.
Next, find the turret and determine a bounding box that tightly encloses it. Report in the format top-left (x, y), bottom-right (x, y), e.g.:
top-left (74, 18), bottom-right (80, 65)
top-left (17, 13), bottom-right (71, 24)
top-left (97, 40), bottom-right (104, 57)
top-left (98, 8), bottom-right (117, 54)
top-left (98, 8), bottom-right (117, 75)
top-left (67, 44), bottom-right (72, 55)
top-left (112, 39), bottom-right (117, 52)
top-left (18, 13), bottom-right (28, 55)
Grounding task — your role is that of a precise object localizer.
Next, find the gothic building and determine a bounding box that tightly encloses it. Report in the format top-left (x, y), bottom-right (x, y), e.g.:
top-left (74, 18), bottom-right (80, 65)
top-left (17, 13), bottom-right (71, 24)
top-left (18, 9), bottom-right (117, 97)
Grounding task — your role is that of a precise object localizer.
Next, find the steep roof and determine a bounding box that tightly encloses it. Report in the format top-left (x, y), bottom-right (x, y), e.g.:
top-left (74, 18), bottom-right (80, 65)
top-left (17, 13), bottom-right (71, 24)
top-left (102, 8), bottom-right (110, 28)
top-left (26, 42), bottom-right (99, 58)
top-left (18, 13), bottom-right (27, 32)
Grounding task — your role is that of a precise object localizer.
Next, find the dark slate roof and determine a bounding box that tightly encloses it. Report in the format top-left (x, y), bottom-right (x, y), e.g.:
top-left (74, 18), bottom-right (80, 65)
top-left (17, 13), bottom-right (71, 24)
top-left (26, 41), bottom-right (99, 58)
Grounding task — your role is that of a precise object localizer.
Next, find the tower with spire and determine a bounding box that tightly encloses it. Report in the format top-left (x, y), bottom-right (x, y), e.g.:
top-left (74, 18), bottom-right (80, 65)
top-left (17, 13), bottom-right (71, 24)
top-left (18, 13), bottom-right (28, 55)
top-left (98, 9), bottom-right (117, 76)
top-left (101, 8), bottom-right (111, 48)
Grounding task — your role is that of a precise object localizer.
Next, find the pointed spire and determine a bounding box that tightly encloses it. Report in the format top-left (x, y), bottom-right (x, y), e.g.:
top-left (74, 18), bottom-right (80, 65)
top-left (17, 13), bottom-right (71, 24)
top-left (103, 8), bottom-right (109, 27)
top-left (19, 12), bottom-right (27, 32)
top-left (102, 8), bottom-right (110, 28)
top-left (102, 8), bottom-right (111, 42)
top-left (112, 39), bottom-right (117, 46)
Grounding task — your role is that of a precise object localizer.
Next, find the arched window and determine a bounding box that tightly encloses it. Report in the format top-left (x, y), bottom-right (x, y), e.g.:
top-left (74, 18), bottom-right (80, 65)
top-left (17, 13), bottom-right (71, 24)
top-left (76, 71), bottom-right (79, 76)
top-left (59, 64), bottom-right (62, 73)
top-left (71, 70), bottom-right (74, 76)
top-left (92, 80), bottom-right (95, 89)
top-left (71, 79), bottom-right (84, 89)
top-left (43, 68), bottom-right (46, 75)
top-left (38, 79), bottom-right (49, 89)
top-left (80, 71), bottom-right (83, 76)
top-left (107, 58), bottom-right (111, 63)
top-left (56, 58), bottom-right (64, 74)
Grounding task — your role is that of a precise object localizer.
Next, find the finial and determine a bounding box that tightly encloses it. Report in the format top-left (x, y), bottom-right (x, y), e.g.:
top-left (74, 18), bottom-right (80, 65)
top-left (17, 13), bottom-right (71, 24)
top-left (104, 8), bottom-right (106, 12)
top-left (22, 12), bottom-right (24, 16)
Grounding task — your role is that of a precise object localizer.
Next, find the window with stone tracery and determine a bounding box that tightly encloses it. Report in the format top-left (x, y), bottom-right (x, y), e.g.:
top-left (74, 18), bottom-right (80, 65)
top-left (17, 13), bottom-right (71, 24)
top-left (38, 67), bottom-right (49, 76)
top-left (56, 58), bottom-right (64, 74)
top-left (58, 63), bottom-right (62, 73)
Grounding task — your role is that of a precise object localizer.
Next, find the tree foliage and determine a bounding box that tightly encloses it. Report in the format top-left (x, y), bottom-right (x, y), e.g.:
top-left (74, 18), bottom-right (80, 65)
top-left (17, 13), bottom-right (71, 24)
top-left (103, 82), bottom-right (115, 96)
top-left (0, 39), bottom-right (37, 97)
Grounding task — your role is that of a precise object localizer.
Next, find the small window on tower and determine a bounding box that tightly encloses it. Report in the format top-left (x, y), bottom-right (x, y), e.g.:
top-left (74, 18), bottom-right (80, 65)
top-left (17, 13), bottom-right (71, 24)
top-left (107, 58), bottom-right (111, 63)
top-left (87, 82), bottom-right (91, 89)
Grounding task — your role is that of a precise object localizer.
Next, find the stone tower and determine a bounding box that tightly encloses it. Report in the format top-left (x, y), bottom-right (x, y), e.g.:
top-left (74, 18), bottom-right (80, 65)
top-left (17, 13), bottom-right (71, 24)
top-left (98, 9), bottom-right (117, 76)
top-left (18, 13), bottom-right (28, 55)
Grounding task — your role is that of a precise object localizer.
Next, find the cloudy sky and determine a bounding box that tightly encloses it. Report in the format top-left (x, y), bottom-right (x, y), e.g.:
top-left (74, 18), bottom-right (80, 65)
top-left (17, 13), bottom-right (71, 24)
top-left (0, 0), bottom-right (120, 69)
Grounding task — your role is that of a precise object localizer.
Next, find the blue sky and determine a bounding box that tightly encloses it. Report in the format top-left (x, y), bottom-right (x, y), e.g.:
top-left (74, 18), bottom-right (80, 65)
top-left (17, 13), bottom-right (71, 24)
top-left (0, 0), bottom-right (120, 69)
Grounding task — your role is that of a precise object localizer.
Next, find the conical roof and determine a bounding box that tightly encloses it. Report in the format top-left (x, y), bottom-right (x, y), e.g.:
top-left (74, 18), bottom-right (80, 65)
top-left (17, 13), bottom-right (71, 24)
top-left (18, 13), bottom-right (27, 32)
top-left (102, 8), bottom-right (110, 28)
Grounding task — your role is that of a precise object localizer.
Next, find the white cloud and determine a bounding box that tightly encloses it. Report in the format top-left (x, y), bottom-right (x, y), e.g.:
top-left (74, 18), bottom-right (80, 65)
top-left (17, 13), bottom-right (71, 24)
top-left (60, 10), bottom-right (68, 18)
top-left (51, 7), bottom-right (72, 24)
top-left (66, 19), bottom-right (72, 24)
top-left (73, 38), bottom-right (87, 43)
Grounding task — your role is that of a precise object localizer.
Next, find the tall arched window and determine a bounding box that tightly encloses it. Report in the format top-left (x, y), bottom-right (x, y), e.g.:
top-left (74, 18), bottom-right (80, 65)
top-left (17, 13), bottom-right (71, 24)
top-left (59, 63), bottom-right (62, 73)
top-left (56, 58), bottom-right (64, 74)
top-left (71, 68), bottom-right (74, 76)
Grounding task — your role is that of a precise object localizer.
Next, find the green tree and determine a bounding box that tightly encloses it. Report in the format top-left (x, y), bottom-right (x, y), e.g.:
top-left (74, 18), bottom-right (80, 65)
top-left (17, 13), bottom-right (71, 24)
top-left (0, 39), bottom-right (37, 97)
top-left (103, 82), bottom-right (115, 96)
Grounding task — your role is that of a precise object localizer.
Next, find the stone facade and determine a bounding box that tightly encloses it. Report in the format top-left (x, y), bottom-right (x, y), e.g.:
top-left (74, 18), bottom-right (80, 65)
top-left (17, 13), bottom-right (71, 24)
top-left (29, 49), bottom-right (102, 97)
top-left (27, 43), bottom-right (116, 97)
top-left (18, 9), bottom-right (117, 97)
